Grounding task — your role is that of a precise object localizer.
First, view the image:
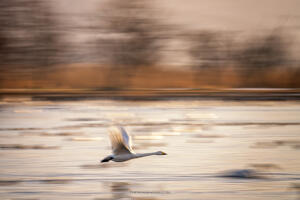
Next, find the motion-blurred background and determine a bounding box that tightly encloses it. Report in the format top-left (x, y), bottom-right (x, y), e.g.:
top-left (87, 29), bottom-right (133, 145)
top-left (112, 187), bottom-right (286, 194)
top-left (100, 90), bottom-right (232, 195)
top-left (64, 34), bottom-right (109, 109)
top-left (1, 0), bottom-right (300, 89)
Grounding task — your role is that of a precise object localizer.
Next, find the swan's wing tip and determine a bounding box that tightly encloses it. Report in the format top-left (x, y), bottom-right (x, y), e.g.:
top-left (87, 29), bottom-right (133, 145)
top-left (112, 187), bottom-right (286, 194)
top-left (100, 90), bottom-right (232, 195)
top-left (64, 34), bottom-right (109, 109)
top-left (107, 126), bottom-right (134, 155)
top-left (108, 126), bottom-right (125, 134)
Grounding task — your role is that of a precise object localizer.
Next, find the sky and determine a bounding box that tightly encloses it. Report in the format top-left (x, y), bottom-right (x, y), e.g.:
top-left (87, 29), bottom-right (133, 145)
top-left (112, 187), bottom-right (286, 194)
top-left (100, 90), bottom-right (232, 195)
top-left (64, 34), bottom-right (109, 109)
top-left (54, 0), bottom-right (300, 32)
top-left (160, 0), bottom-right (300, 31)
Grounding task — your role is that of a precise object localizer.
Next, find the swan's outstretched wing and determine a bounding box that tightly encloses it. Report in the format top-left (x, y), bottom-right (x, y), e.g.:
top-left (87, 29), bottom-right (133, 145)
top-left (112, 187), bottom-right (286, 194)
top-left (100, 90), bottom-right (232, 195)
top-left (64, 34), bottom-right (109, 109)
top-left (108, 126), bottom-right (134, 155)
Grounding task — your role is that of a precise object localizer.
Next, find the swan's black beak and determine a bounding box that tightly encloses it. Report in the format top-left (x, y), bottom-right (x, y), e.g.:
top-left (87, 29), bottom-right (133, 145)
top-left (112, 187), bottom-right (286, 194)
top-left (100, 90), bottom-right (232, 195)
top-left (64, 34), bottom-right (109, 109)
top-left (161, 151), bottom-right (167, 155)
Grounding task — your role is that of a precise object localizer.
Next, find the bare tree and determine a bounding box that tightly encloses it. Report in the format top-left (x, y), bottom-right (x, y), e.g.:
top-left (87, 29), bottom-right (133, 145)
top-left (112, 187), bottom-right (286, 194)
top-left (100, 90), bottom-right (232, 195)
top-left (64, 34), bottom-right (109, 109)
top-left (189, 31), bottom-right (234, 69)
top-left (235, 31), bottom-right (289, 69)
top-left (0, 0), bottom-right (64, 69)
top-left (98, 0), bottom-right (163, 68)
top-left (95, 0), bottom-right (164, 88)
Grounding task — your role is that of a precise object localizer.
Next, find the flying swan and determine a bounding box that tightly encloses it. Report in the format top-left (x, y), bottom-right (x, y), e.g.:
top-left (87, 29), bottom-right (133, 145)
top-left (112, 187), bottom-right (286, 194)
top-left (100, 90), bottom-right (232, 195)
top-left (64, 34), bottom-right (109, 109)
top-left (101, 126), bottom-right (167, 162)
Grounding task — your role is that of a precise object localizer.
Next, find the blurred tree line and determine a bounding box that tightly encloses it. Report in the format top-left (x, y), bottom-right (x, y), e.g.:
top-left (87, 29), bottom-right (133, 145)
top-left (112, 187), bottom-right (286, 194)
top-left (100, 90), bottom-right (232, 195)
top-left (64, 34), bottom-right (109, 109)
top-left (98, 0), bottom-right (162, 68)
top-left (0, 0), bottom-right (64, 69)
top-left (189, 30), bottom-right (290, 70)
top-left (95, 0), bottom-right (164, 87)
top-left (0, 0), bottom-right (298, 88)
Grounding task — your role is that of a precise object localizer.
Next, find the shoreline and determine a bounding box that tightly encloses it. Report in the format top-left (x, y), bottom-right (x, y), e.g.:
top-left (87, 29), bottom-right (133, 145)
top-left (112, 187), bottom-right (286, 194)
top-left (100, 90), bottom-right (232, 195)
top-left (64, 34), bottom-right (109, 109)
top-left (1, 88), bottom-right (300, 101)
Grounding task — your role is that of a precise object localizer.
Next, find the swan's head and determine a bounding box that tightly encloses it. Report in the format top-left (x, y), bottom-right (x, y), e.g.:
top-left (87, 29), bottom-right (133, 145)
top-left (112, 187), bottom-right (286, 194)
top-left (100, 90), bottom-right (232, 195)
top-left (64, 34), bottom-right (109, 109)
top-left (157, 151), bottom-right (167, 155)
top-left (101, 155), bottom-right (114, 163)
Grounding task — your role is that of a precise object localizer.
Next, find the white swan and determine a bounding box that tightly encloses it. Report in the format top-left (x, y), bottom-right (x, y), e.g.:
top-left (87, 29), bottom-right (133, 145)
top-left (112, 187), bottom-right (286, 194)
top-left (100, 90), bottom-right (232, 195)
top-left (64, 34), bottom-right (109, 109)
top-left (101, 126), bottom-right (167, 162)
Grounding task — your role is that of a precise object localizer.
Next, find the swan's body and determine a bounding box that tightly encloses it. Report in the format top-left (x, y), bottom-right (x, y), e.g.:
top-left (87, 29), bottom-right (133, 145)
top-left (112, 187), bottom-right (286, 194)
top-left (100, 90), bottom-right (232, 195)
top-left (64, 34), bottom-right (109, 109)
top-left (101, 126), bottom-right (166, 163)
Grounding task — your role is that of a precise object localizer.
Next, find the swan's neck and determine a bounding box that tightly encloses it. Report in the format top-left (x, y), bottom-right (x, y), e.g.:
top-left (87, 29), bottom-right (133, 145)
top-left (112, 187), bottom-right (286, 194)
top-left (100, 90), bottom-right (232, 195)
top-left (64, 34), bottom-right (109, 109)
top-left (134, 151), bottom-right (160, 158)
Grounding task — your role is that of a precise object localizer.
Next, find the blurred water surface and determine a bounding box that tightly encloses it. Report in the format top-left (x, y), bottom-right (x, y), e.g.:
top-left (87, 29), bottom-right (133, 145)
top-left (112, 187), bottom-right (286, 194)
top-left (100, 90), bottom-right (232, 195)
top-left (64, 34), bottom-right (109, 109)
top-left (0, 98), bottom-right (300, 199)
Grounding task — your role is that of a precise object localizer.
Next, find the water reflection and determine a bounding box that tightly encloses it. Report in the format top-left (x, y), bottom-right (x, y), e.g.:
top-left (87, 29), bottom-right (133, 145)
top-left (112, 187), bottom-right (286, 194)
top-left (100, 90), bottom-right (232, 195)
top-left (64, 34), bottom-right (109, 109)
top-left (103, 182), bottom-right (163, 200)
top-left (81, 162), bottom-right (127, 169)
top-left (218, 169), bottom-right (265, 179)
top-left (110, 182), bottom-right (131, 200)
top-left (249, 163), bottom-right (282, 171)
top-left (0, 144), bottom-right (59, 150)
top-left (0, 180), bottom-right (21, 186)
top-left (291, 183), bottom-right (300, 200)
top-left (251, 140), bottom-right (300, 149)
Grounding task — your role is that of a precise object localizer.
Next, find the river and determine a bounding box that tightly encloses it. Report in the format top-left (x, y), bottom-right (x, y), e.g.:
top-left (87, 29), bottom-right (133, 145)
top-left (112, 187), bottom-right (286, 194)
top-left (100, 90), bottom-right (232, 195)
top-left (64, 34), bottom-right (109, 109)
top-left (0, 98), bottom-right (300, 199)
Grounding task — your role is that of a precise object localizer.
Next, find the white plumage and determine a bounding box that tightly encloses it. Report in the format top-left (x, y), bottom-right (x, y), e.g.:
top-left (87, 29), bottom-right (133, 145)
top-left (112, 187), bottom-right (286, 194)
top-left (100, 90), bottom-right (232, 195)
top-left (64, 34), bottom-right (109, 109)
top-left (101, 126), bottom-right (167, 163)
